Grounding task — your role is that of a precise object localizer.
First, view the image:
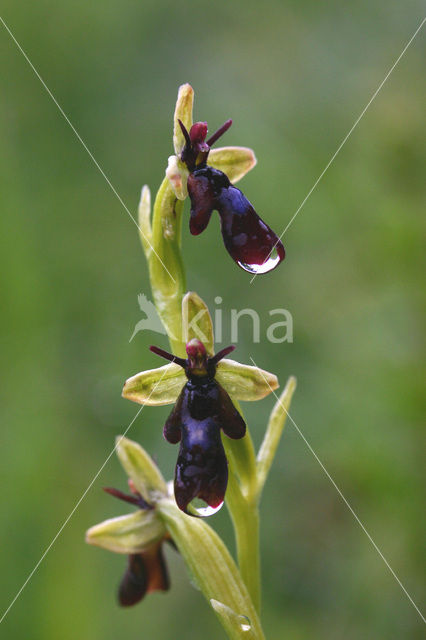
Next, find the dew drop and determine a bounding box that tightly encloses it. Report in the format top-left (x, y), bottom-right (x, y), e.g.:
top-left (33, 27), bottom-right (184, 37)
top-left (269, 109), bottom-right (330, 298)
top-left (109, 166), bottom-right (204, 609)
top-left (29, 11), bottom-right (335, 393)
top-left (237, 247), bottom-right (282, 275)
top-left (239, 615), bottom-right (251, 632)
top-left (187, 497), bottom-right (224, 517)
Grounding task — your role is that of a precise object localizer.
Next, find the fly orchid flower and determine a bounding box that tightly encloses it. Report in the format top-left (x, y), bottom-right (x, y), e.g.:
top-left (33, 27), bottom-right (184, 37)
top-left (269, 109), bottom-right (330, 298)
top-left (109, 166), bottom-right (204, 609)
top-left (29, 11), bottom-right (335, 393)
top-left (164, 84), bottom-right (284, 275)
top-left (104, 486), bottom-right (170, 606)
top-left (122, 292), bottom-right (279, 515)
top-left (149, 339), bottom-right (246, 515)
top-left (86, 438), bottom-right (172, 607)
top-left (179, 119), bottom-right (285, 274)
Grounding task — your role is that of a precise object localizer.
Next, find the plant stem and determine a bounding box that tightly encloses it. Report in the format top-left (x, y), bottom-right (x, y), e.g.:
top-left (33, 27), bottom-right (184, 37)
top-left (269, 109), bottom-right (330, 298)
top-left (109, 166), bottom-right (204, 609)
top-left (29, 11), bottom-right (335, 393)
top-left (226, 471), bottom-right (261, 613)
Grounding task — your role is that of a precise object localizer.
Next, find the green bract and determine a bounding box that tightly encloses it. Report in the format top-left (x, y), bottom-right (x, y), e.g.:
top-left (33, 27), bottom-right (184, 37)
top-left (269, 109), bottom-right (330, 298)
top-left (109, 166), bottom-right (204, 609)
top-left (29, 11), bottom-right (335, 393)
top-left (157, 498), bottom-right (265, 639)
top-left (138, 178), bottom-right (186, 356)
top-left (256, 376), bottom-right (297, 496)
top-left (115, 436), bottom-right (168, 501)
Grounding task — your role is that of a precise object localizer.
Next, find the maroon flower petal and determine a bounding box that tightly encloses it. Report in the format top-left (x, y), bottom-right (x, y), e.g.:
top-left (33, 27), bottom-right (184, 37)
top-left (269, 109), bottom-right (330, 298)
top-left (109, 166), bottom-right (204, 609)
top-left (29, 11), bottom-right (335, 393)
top-left (118, 544), bottom-right (170, 607)
top-left (187, 166), bottom-right (284, 274)
top-left (118, 554), bottom-right (148, 607)
top-left (187, 171), bottom-right (215, 235)
top-left (216, 185), bottom-right (285, 274)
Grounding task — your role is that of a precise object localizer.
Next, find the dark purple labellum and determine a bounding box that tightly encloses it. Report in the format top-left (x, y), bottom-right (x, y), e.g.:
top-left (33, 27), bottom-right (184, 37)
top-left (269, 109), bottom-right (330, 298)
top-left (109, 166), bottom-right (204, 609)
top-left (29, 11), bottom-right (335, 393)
top-left (150, 340), bottom-right (246, 515)
top-left (179, 119), bottom-right (285, 275)
top-left (188, 166), bottom-right (285, 274)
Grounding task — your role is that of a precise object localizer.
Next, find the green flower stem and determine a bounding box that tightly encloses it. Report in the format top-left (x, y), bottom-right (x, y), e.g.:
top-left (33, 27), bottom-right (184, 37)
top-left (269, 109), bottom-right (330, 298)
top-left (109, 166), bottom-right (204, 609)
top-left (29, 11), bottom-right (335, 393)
top-left (225, 470), bottom-right (261, 614)
top-left (222, 400), bottom-right (261, 611)
top-left (223, 401), bottom-right (257, 499)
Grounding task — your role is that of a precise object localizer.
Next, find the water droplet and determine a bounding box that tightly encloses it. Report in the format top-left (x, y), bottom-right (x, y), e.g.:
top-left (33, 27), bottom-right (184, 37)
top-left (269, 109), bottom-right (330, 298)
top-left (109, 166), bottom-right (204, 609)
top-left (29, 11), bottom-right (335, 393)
top-left (187, 497), bottom-right (224, 517)
top-left (237, 247), bottom-right (282, 274)
top-left (239, 615), bottom-right (251, 632)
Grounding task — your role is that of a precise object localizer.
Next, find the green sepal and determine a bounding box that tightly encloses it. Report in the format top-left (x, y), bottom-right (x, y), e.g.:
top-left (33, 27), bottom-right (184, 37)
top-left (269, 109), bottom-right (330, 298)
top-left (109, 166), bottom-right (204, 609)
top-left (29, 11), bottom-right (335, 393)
top-left (182, 291), bottom-right (215, 355)
top-left (216, 359), bottom-right (279, 401)
top-left (122, 363), bottom-right (185, 406)
top-left (156, 498), bottom-right (265, 639)
top-left (85, 509), bottom-right (166, 554)
top-left (173, 83), bottom-right (194, 155)
top-left (256, 376), bottom-right (297, 497)
top-left (208, 146), bottom-right (257, 184)
top-left (115, 436), bottom-right (168, 502)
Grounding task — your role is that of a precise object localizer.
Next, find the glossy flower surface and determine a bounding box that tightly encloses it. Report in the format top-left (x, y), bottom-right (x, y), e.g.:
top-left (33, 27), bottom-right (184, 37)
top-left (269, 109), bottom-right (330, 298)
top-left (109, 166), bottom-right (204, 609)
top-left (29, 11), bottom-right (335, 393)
top-left (150, 339), bottom-right (246, 514)
top-left (178, 118), bottom-right (285, 274)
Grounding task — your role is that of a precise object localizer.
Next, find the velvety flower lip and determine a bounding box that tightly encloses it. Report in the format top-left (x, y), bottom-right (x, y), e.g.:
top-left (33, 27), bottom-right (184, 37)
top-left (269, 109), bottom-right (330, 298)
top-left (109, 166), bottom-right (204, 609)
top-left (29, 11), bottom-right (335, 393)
top-left (150, 339), bottom-right (246, 515)
top-left (103, 484), bottom-right (170, 607)
top-left (178, 119), bottom-right (285, 275)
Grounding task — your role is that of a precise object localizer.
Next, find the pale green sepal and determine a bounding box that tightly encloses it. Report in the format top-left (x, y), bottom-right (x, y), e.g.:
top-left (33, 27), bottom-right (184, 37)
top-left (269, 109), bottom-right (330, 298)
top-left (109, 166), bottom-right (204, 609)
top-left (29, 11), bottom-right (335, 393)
top-left (208, 147), bottom-right (257, 184)
top-left (85, 510), bottom-right (166, 554)
top-left (216, 359), bottom-right (278, 401)
top-left (173, 83), bottom-right (194, 155)
top-left (166, 155), bottom-right (189, 200)
top-left (182, 291), bottom-right (214, 355)
top-left (149, 177), bottom-right (186, 355)
top-left (210, 600), bottom-right (256, 639)
top-left (256, 376), bottom-right (297, 496)
top-left (122, 363), bottom-right (185, 406)
top-left (138, 185), bottom-right (152, 257)
top-left (115, 436), bottom-right (168, 502)
top-left (157, 498), bottom-right (265, 640)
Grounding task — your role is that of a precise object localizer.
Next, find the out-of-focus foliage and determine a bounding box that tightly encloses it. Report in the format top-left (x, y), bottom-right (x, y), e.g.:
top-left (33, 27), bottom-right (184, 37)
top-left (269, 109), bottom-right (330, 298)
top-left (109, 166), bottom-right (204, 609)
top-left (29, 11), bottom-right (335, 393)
top-left (0, 2), bottom-right (424, 638)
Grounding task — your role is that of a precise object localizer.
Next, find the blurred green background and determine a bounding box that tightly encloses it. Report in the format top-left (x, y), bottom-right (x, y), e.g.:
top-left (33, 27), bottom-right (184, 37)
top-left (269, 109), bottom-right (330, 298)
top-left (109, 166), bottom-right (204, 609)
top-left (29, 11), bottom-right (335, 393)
top-left (0, 2), bottom-right (425, 638)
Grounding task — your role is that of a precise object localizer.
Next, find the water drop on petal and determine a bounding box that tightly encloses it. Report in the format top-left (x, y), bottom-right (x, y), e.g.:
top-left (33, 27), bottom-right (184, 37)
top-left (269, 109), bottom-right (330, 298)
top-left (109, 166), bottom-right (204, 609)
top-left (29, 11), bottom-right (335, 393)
top-left (237, 246), bottom-right (283, 274)
top-left (187, 497), bottom-right (224, 517)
